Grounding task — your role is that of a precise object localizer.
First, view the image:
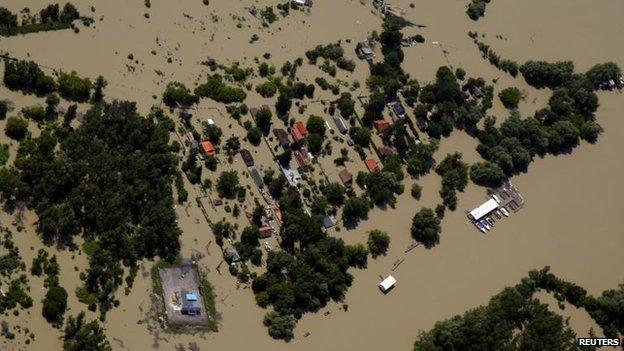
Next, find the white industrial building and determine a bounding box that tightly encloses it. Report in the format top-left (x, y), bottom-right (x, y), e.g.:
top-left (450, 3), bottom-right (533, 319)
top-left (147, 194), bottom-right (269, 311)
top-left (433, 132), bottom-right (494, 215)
top-left (468, 198), bottom-right (499, 221)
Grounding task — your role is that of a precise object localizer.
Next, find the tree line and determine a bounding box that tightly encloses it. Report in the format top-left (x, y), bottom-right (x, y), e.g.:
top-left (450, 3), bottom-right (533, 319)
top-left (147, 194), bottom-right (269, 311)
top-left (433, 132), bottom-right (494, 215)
top-left (0, 3), bottom-right (88, 36)
top-left (413, 267), bottom-right (624, 350)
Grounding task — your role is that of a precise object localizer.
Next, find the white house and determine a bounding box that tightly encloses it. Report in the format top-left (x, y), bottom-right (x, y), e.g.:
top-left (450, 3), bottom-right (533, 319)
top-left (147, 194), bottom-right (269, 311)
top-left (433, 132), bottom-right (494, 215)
top-left (379, 275), bottom-right (396, 293)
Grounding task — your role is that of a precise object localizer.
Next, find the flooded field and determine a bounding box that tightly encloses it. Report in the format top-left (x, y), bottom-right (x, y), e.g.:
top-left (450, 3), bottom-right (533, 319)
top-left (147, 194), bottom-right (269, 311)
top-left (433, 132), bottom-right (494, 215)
top-left (1, 0), bottom-right (623, 350)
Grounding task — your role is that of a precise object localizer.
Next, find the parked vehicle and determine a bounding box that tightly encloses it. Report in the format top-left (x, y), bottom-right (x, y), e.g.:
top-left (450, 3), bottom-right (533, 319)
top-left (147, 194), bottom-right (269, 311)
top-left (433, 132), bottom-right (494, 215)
top-left (475, 221), bottom-right (487, 233)
top-left (480, 220), bottom-right (490, 230)
top-left (500, 207), bottom-right (510, 217)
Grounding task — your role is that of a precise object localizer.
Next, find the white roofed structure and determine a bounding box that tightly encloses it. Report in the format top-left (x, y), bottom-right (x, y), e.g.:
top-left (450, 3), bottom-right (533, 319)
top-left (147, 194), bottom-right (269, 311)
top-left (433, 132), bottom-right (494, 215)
top-left (468, 199), bottom-right (499, 220)
top-left (379, 275), bottom-right (396, 293)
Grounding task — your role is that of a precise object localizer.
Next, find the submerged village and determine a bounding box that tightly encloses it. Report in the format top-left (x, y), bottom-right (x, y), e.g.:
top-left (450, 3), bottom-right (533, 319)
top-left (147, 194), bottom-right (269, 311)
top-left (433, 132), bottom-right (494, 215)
top-left (0, 0), bottom-right (624, 350)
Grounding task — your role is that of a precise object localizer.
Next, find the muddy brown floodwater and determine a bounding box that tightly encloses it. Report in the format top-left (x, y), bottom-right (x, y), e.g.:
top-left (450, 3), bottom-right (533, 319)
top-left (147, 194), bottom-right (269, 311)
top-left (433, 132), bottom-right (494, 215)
top-left (1, 0), bottom-right (623, 350)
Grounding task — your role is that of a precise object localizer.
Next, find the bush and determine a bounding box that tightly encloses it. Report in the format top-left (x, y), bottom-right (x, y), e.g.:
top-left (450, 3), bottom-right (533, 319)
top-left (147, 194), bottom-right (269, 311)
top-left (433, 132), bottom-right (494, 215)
top-left (0, 100), bottom-right (8, 120)
top-left (411, 208), bottom-right (441, 247)
top-left (264, 311), bottom-right (296, 340)
top-left (5, 116), bottom-right (28, 140)
top-left (498, 87), bottom-right (522, 109)
top-left (57, 71), bottom-right (92, 102)
top-left (367, 230), bottom-right (390, 258)
top-left (411, 183), bottom-right (422, 199)
top-left (42, 285), bottom-right (68, 324)
top-left (247, 126), bottom-right (262, 146)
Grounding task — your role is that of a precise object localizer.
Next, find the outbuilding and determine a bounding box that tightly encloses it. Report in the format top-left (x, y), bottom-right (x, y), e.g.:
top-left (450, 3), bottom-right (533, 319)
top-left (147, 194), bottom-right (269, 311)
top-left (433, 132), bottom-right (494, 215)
top-left (379, 275), bottom-right (396, 293)
top-left (240, 149), bottom-right (254, 167)
top-left (333, 115), bottom-right (348, 134)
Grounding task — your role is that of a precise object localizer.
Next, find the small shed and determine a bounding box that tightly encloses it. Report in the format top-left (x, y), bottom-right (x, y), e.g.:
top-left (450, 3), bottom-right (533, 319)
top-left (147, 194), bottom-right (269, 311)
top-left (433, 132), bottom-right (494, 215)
top-left (379, 275), bottom-right (396, 293)
top-left (240, 149), bottom-right (254, 167)
top-left (225, 247), bottom-right (241, 263)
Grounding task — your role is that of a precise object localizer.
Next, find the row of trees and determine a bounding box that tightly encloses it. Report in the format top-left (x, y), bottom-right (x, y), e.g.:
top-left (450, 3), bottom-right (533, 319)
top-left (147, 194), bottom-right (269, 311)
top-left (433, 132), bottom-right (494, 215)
top-left (0, 3), bottom-right (82, 36)
top-left (305, 42), bottom-right (356, 72)
top-left (3, 59), bottom-right (105, 102)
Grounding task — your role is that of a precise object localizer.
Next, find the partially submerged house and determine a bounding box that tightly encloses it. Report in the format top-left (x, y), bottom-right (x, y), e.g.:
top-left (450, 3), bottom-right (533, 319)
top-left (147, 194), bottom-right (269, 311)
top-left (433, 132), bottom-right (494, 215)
top-left (357, 42), bottom-right (375, 61)
top-left (321, 215), bottom-right (336, 229)
top-left (201, 140), bottom-right (216, 156)
top-left (293, 0), bottom-right (313, 7)
top-left (259, 226), bottom-right (273, 239)
top-left (379, 275), bottom-right (396, 293)
top-left (181, 290), bottom-right (201, 316)
top-left (282, 167), bottom-right (302, 186)
top-left (225, 247), bottom-right (241, 263)
top-left (390, 102), bottom-right (406, 119)
top-left (365, 158), bottom-right (379, 173)
top-left (292, 121), bottom-right (309, 143)
top-left (333, 115), bottom-right (348, 134)
top-left (249, 167), bottom-right (264, 188)
top-left (378, 145), bottom-right (396, 158)
top-left (240, 149), bottom-right (254, 167)
top-left (338, 169), bottom-right (353, 187)
top-left (374, 119), bottom-right (391, 133)
top-left (273, 128), bottom-right (291, 148)
top-left (294, 149), bottom-right (310, 167)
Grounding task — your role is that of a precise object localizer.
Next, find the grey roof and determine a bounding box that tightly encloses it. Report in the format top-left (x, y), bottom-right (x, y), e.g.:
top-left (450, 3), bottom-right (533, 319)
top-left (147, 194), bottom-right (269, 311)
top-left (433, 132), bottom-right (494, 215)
top-left (250, 168), bottom-right (264, 188)
top-left (332, 116), bottom-right (348, 133)
top-left (181, 289), bottom-right (202, 314)
top-left (322, 215), bottom-right (336, 228)
top-left (240, 149), bottom-right (254, 167)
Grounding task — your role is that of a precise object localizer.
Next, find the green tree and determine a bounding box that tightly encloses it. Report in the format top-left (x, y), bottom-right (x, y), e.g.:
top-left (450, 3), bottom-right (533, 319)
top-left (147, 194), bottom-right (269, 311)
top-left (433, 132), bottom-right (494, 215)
top-left (306, 115), bottom-right (326, 137)
top-left (92, 75), bottom-right (107, 102)
top-left (343, 196), bottom-right (370, 221)
top-left (247, 126), bottom-right (262, 146)
top-left (585, 62), bottom-right (621, 88)
top-left (4, 116), bottom-right (28, 140)
top-left (216, 171), bottom-right (239, 199)
top-left (0, 100), bottom-right (8, 120)
top-left (352, 126), bottom-right (371, 148)
top-left (57, 71), bottom-right (92, 102)
top-left (42, 285), bottom-right (68, 325)
top-left (263, 311), bottom-right (296, 340)
top-left (367, 230), bottom-right (390, 258)
top-left (345, 244), bottom-right (368, 268)
top-left (498, 87), bottom-right (522, 109)
top-left (63, 312), bottom-right (111, 351)
top-left (256, 107), bottom-right (272, 134)
top-left (470, 161), bottom-right (506, 187)
top-left (411, 208), bottom-right (441, 247)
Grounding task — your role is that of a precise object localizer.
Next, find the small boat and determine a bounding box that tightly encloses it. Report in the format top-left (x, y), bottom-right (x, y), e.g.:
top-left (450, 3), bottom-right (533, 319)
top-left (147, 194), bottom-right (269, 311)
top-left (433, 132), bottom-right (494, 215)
top-left (500, 207), bottom-right (510, 217)
top-left (486, 218), bottom-right (495, 227)
top-left (492, 194), bottom-right (501, 204)
top-left (475, 221), bottom-right (486, 233)
top-left (495, 210), bottom-right (503, 218)
top-left (480, 220), bottom-right (490, 230)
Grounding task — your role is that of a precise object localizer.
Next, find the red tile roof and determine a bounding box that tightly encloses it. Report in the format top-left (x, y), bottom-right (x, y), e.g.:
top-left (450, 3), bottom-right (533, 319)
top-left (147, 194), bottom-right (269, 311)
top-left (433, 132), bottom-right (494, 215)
top-left (201, 140), bottom-right (216, 156)
top-left (365, 158), bottom-right (379, 173)
top-left (295, 121), bottom-right (308, 137)
top-left (373, 119), bottom-right (391, 133)
top-left (292, 128), bottom-right (305, 142)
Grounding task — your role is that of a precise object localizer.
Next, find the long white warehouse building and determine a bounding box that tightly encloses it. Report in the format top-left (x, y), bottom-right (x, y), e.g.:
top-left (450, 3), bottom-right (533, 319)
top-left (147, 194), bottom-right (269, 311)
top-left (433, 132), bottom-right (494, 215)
top-left (468, 198), bottom-right (499, 220)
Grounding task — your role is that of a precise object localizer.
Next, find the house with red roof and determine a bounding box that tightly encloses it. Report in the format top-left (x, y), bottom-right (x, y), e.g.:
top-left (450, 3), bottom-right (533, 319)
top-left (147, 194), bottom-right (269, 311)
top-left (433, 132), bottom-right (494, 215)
top-left (373, 119), bottom-right (391, 133)
top-left (201, 140), bottom-right (216, 156)
top-left (365, 158), bottom-right (379, 173)
top-left (292, 121), bottom-right (309, 143)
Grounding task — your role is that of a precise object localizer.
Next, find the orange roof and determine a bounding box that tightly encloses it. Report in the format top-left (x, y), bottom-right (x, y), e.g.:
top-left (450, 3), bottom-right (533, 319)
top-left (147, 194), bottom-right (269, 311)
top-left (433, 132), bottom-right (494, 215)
top-left (292, 128), bottom-right (305, 142)
top-left (373, 119), bottom-right (391, 133)
top-left (365, 158), bottom-right (379, 173)
top-left (295, 121), bottom-right (308, 137)
top-left (201, 140), bottom-right (216, 156)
